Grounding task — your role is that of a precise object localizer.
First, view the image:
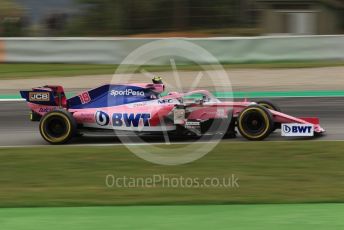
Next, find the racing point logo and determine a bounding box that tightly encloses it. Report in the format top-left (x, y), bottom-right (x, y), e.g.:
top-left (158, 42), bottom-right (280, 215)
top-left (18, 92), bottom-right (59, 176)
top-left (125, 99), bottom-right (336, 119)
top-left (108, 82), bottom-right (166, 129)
top-left (110, 39), bottom-right (233, 165)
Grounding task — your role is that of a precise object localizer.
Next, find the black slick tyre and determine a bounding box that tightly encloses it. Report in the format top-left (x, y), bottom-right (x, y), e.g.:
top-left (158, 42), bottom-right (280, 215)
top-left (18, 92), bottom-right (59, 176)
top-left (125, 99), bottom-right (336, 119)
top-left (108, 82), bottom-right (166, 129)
top-left (30, 110), bottom-right (42, 122)
top-left (39, 109), bottom-right (76, 144)
top-left (237, 105), bottom-right (274, 141)
top-left (256, 100), bottom-right (281, 131)
top-left (256, 100), bottom-right (281, 112)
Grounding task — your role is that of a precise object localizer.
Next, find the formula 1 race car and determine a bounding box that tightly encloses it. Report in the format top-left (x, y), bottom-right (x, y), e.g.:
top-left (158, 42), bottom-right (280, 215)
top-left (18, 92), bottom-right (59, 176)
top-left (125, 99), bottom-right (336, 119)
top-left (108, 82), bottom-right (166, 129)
top-left (20, 78), bottom-right (325, 144)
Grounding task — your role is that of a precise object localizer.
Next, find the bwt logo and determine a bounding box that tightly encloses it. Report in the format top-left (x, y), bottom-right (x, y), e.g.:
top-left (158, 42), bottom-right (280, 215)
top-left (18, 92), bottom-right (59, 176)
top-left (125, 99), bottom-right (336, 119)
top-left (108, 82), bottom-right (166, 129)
top-left (281, 123), bottom-right (314, 137)
top-left (283, 125), bottom-right (312, 133)
top-left (95, 111), bottom-right (110, 126)
top-left (112, 113), bottom-right (151, 127)
top-left (110, 89), bottom-right (145, 97)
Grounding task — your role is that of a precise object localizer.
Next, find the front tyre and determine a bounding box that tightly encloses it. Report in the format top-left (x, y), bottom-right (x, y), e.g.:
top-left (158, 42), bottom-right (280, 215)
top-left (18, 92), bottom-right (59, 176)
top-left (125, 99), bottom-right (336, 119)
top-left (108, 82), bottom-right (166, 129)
top-left (256, 99), bottom-right (281, 112)
top-left (39, 110), bottom-right (76, 144)
top-left (256, 99), bottom-right (281, 131)
top-left (237, 105), bottom-right (274, 141)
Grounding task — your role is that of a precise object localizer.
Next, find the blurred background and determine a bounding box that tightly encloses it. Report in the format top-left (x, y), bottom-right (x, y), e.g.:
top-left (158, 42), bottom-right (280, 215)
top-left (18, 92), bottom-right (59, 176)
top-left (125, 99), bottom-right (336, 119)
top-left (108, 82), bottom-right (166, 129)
top-left (1, 0), bottom-right (343, 37)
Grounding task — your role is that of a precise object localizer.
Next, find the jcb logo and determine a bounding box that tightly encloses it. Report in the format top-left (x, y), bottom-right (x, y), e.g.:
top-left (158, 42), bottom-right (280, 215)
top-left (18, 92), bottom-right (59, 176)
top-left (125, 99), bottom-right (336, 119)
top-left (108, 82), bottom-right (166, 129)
top-left (29, 92), bottom-right (50, 101)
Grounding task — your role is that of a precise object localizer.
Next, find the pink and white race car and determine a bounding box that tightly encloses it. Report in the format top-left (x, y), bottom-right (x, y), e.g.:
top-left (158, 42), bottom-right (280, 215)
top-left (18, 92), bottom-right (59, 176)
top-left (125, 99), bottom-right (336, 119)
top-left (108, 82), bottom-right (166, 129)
top-left (20, 79), bottom-right (325, 144)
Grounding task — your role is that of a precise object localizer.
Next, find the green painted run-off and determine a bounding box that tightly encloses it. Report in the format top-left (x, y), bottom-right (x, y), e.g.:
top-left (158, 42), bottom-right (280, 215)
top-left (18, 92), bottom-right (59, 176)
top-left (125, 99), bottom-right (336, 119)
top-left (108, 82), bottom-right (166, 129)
top-left (1, 204), bottom-right (344, 230)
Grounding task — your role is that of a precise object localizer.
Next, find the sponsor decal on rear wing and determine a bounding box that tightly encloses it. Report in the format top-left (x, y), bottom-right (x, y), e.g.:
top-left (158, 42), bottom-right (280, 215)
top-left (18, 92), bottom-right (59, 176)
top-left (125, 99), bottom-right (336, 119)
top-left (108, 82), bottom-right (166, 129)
top-left (20, 90), bottom-right (55, 105)
top-left (29, 92), bottom-right (50, 102)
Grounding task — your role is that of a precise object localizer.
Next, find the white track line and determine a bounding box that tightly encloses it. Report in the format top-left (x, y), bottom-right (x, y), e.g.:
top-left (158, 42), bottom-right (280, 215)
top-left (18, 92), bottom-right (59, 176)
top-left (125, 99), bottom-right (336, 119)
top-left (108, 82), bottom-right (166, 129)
top-left (0, 99), bottom-right (25, 102)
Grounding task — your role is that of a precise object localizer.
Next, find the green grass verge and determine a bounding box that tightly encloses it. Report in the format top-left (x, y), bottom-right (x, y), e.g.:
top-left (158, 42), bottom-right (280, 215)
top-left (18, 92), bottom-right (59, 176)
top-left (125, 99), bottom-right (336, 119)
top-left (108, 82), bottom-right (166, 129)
top-left (0, 60), bottom-right (343, 79)
top-left (1, 203), bottom-right (344, 230)
top-left (0, 63), bottom-right (116, 79)
top-left (0, 141), bottom-right (344, 208)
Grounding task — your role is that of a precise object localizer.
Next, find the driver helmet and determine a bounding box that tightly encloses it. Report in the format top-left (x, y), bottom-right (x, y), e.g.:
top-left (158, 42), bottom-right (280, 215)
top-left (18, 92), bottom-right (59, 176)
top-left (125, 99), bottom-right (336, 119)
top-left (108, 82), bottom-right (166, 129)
top-left (152, 76), bottom-right (163, 84)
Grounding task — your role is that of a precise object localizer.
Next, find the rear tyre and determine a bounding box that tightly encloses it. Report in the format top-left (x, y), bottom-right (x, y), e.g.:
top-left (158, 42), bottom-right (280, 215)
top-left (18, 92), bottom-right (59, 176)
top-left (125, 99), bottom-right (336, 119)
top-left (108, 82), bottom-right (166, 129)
top-left (237, 105), bottom-right (274, 141)
top-left (30, 111), bottom-right (41, 122)
top-left (39, 110), bottom-right (76, 144)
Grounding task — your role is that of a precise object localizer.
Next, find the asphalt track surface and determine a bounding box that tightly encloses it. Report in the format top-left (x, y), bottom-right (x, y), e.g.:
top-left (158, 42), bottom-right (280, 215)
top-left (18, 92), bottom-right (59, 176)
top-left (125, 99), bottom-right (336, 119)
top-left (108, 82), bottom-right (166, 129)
top-left (0, 97), bottom-right (343, 147)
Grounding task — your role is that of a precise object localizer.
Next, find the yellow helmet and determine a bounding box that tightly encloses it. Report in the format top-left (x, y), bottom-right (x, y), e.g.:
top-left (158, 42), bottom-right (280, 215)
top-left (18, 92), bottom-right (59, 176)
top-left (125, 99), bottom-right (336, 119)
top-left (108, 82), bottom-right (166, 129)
top-left (152, 76), bottom-right (163, 84)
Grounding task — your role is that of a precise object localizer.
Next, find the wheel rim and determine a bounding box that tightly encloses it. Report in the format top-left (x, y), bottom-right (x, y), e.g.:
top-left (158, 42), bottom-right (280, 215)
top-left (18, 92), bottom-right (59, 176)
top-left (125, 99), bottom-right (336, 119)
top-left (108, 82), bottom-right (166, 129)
top-left (44, 116), bottom-right (68, 138)
top-left (241, 110), bottom-right (266, 135)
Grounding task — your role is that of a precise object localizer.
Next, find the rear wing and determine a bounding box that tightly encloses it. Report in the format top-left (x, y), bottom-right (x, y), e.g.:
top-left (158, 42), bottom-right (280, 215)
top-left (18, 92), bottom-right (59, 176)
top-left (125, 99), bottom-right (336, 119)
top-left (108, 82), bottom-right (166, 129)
top-left (20, 85), bottom-right (67, 107)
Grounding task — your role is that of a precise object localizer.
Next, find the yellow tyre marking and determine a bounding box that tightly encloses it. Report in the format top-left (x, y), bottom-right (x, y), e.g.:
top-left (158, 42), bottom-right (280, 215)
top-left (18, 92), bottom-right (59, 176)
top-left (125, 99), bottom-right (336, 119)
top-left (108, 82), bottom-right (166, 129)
top-left (238, 107), bottom-right (271, 139)
top-left (40, 112), bottom-right (72, 143)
